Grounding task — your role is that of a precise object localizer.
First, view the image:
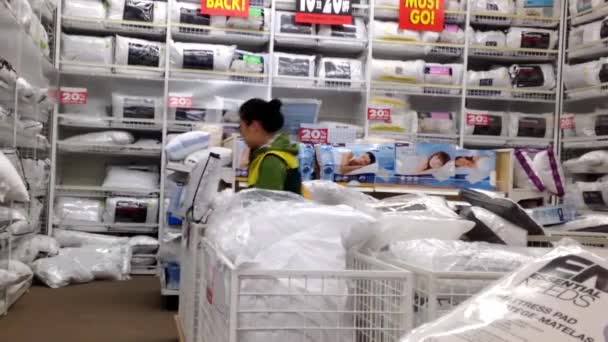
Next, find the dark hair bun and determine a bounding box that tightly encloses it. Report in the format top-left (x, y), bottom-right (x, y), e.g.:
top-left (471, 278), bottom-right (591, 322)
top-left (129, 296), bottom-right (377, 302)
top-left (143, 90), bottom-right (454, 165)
top-left (269, 99), bottom-right (282, 112)
top-left (239, 98), bottom-right (285, 133)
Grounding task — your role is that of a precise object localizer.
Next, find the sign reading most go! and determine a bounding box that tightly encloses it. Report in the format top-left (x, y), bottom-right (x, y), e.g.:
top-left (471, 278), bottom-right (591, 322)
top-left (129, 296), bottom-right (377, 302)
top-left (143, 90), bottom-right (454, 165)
top-left (399, 0), bottom-right (445, 32)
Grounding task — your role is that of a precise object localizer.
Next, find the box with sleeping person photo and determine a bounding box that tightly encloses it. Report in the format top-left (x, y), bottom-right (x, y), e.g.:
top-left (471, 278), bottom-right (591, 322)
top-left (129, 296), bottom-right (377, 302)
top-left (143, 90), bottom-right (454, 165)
top-left (454, 149), bottom-right (497, 190)
top-left (389, 143), bottom-right (456, 186)
top-left (316, 144), bottom-right (395, 185)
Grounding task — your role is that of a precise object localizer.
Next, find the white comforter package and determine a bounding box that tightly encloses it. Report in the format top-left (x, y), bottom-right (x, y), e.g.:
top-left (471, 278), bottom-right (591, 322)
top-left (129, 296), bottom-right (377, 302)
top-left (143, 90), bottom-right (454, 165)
top-left (169, 41), bottom-right (236, 73)
top-left (0, 151), bottom-right (29, 203)
top-left (272, 53), bottom-right (316, 85)
top-left (318, 18), bottom-right (367, 51)
top-left (463, 109), bottom-right (508, 136)
top-left (61, 34), bottom-right (113, 73)
top-left (466, 67), bottom-right (511, 91)
top-left (317, 58), bottom-right (363, 87)
top-left (106, 0), bottom-right (167, 33)
top-left (184, 146), bottom-right (233, 167)
top-left (470, 29), bottom-right (507, 47)
top-left (564, 150), bottom-right (608, 173)
top-left (111, 93), bottom-right (162, 120)
top-left (509, 112), bottom-right (554, 138)
top-left (371, 59), bottom-right (425, 84)
top-left (165, 131), bottom-right (211, 161)
top-left (470, 0), bottom-right (515, 24)
top-left (506, 27), bottom-right (558, 49)
top-left (274, 11), bottom-right (316, 47)
top-left (33, 245), bottom-right (132, 288)
top-left (509, 63), bottom-right (556, 90)
top-left (53, 229), bottom-right (129, 248)
top-left (131, 255), bottom-right (156, 266)
top-left (103, 197), bottom-right (159, 224)
top-left (114, 36), bottom-right (165, 76)
top-left (61, 131), bottom-right (135, 145)
top-left (54, 197), bottom-right (104, 223)
top-left (102, 165), bottom-right (159, 190)
top-left (129, 235), bottom-right (159, 254)
top-left (424, 63), bottom-right (463, 88)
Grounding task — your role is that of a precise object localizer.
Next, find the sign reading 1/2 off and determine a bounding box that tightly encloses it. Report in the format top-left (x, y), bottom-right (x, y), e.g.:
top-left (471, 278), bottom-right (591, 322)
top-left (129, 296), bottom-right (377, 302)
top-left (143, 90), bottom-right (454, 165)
top-left (399, 0), bottom-right (445, 32)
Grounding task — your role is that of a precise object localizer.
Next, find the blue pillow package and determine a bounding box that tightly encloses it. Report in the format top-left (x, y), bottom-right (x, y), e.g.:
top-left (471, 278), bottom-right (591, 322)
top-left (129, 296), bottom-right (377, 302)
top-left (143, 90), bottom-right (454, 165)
top-left (391, 143), bottom-right (456, 186)
top-left (316, 143), bottom-right (395, 184)
top-left (454, 148), bottom-right (497, 190)
top-left (298, 143), bottom-right (315, 181)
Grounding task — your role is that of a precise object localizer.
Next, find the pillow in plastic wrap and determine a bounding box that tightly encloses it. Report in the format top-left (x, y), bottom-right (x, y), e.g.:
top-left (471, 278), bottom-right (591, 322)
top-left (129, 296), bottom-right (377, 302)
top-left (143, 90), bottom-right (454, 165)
top-left (470, 0), bottom-right (514, 25)
top-left (461, 206), bottom-right (528, 245)
top-left (506, 27), bottom-right (558, 49)
top-left (111, 93), bottom-right (162, 121)
top-left (415, 112), bottom-right (454, 134)
top-left (129, 235), bottom-right (159, 254)
top-left (569, 18), bottom-right (608, 52)
top-left (0, 269), bottom-right (19, 290)
top-left (463, 109), bottom-right (507, 136)
top-left (106, 0), bottom-right (167, 33)
top-left (61, 131), bottom-right (135, 145)
top-left (467, 66), bottom-right (511, 92)
top-left (114, 36), bottom-right (165, 76)
top-left (318, 18), bottom-right (367, 51)
top-left (533, 148), bottom-right (565, 196)
top-left (513, 0), bottom-right (560, 26)
top-left (571, 111), bottom-right (608, 137)
top-left (11, 234), bottom-right (60, 264)
top-left (0, 58), bottom-right (17, 86)
top-left (564, 181), bottom-right (608, 211)
top-left (170, 1), bottom-right (222, 37)
top-left (423, 63), bottom-right (463, 88)
top-left (549, 210), bottom-right (608, 232)
top-left (102, 165), bottom-right (159, 190)
top-left (62, 0), bottom-right (105, 27)
top-left (103, 197), bottom-right (159, 224)
top-left (563, 59), bottom-right (605, 95)
top-left (509, 63), bottom-right (556, 90)
top-left (33, 245), bottom-right (131, 288)
top-left (53, 229), bottom-right (129, 247)
top-left (0, 151), bottom-right (29, 203)
top-left (169, 41), bottom-right (235, 72)
top-left (0, 260), bottom-right (32, 286)
top-left (131, 255), bottom-right (157, 266)
top-left (373, 20), bottom-right (420, 41)
top-left (0, 206), bottom-right (28, 235)
top-left (371, 59), bottom-right (425, 83)
top-left (165, 131), bottom-right (211, 161)
top-left (225, 7), bottom-right (268, 31)
top-left (54, 197), bottom-right (104, 223)
top-left (514, 149), bottom-right (545, 191)
top-left (400, 245), bottom-right (608, 342)
top-left (460, 188), bottom-right (544, 235)
top-left (230, 50), bottom-right (266, 74)
top-left (61, 34), bottom-right (113, 73)
top-left (29, 16), bottom-right (50, 57)
top-left (9, 0), bottom-right (33, 29)
top-left (14, 198), bottom-right (45, 234)
top-left (367, 95), bottom-right (417, 135)
top-left (303, 180), bottom-right (379, 215)
top-left (275, 11), bottom-right (316, 47)
top-left (509, 112), bottom-right (554, 138)
top-left (272, 53), bottom-right (316, 85)
top-left (564, 150), bottom-right (608, 173)
top-left (158, 226), bottom-right (181, 263)
top-left (372, 194), bottom-right (461, 219)
top-left (317, 58), bottom-right (363, 87)
top-left (184, 146), bottom-right (232, 167)
top-left (438, 24), bottom-right (466, 44)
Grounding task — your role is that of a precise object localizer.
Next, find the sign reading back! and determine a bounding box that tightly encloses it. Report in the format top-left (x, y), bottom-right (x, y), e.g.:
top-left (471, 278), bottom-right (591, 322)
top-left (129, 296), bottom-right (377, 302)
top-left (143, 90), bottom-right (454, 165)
top-left (399, 0), bottom-right (445, 32)
top-left (201, 0), bottom-right (249, 17)
top-left (296, 0), bottom-right (353, 25)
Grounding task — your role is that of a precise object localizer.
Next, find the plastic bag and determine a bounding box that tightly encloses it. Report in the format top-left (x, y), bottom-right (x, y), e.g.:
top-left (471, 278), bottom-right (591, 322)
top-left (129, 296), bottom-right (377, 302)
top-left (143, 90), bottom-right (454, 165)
top-left (102, 165), bottom-right (159, 190)
top-left (54, 197), bottom-right (104, 223)
top-left (114, 35), bottom-right (165, 76)
top-left (61, 34), bottom-right (113, 72)
top-left (53, 229), bottom-right (129, 248)
top-left (165, 131), bottom-right (211, 161)
top-left (61, 131), bottom-right (135, 145)
top-left (129, 235), bottom-right (159, 254)
top-left (462, 206), bottom-right (528, 245)
top-left (169, 41), bottom-right (236, 72)
top-left (303, 180), bottom-right (379, 215)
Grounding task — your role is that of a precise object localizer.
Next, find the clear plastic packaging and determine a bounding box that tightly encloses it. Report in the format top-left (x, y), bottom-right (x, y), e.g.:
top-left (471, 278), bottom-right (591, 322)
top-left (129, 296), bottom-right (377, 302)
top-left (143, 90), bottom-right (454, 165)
top-left (418, 112), bottom-right (456, 134)
top-left (103, 197), bottom-right (159, 224)
top-left (274, 11), bottom-right (316, 47)
top-left (272, 53), bottom-right (316, 85)
top-left (509, 63), bottom-right (556, 90)
top-left (165, 131), bottom-right (211, 161)
top-left (462, 206), bottom-right (529, 246)
top-left (102, 165), bottom-right (159, 190)
top-left (61, 131), bottom-right (135, 145)
top-left (509, 112), bottom-right (554, 138)
top-left (0, 151), bottom-right (29, 203)
top-left (106, 0), bottom-right (167, 33)
top-left (184, 147), bottom-right (232, 167)
top-left (371, 59), bottom-right (426, 84)
top-left (318, 18), bottom-right (366, 51)
top-left (53, 229), bottom-right (129, 247)
top-left (470, 28), bottom-right (507, 47)
top-left (114, 36), bottom-right (165, 76)
top-left (111, 93), bottom-right (163, 121)
top-left (169, 41), bottom-right (236, 73)
top-left (129, 235), bottom-right (159, 254)
top-left (423, 63), bottom-right (463, 89)
top-left (54, 197), bottom-right (104, 223)
top-left (466, 67), bottom-right (512, 91)
top-left (506, 27), bottom-right (558, 49)
top-left (61, 34), bottom-right (114, 73)
top-left (317, 57), bottom-right (363, 87)
top-left (564, 150), bottom-right (608, 173)
top-left (463, 109), bottom-right (508, 136)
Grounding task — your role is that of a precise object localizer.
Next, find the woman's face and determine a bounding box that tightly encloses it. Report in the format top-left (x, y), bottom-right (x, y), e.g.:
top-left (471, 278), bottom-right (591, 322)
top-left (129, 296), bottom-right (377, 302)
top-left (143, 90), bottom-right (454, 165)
top-left (455, 158), bottom-right (475, 168)
top-left (240, 120), bottom-right (263, 149)
top-left (429, 155), bottom-right (446, 169)
top-left (349, 154), bottom-right (372, 166)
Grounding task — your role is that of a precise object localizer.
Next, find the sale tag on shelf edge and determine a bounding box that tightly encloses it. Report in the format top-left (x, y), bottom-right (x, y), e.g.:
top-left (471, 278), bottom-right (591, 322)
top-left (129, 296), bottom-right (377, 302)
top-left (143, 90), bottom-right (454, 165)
top-left (466, 113), bottom-right (490, 126)
top-left (168, 93), bottom-right (194, 109)
top-left (59, 87), bottom-right (88, 105)
top-left (399, 0), bottom-right (445, 32)
top-left (367, 107), bottom-right (392, 121)
top-left (299, 126), bottom-right (329, 144)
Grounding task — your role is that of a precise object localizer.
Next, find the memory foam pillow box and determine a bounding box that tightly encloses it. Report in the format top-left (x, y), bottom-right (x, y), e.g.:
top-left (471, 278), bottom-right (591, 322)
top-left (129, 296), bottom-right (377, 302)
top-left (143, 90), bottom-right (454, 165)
top-left (111, 94), bottom-right (162, 121)
top-left (272, 53), bottom-right (316, 86)
top-left (509, 112), bottom-right (554, 138)
top-left (165, 131), bottom-right (211, 161)
top-left (463, 109), bottom-right (507, 136)
top-left (106, 0), bottom-right (167, 34)
top-left (274, 11), bottom-right (316, 48)
top-left (169, 41), bottom-right (235, 76)
top-left (61, 34), bottom-right (113, 73)
top-left (317, 58), bottom-right (363, 87)
top-left (103, 197), bottom-right (159, 224)
top-left (114, 36), bottom-right (165, 76)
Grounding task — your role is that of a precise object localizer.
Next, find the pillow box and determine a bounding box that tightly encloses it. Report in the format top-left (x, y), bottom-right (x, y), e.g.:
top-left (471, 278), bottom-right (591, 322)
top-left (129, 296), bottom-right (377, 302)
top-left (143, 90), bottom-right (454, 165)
top-left (61, 34), bottom-right (113, 73)
top-left (371, 59), bottom-right (426, 86)
top-left (532, 148), bottom-right (566, 197)
top-left (167, 96), bottom-right (223, 122)
top-left (423, 63), bottom-right (463, 94)
top-left (317, 18), bottom-right (367, 52)
top-left (165, 131), bottom-right (211, 161)
top-left (106, 0), bottom-right (167, 34)
top-left (111, 93), bottom-right (162, 121)
top-left (466, 67), bottom-right (512, 95)
top-left (509, 112), bottom-right (554, 139)
top-left (470, 28), bottom-right (507, 48)
top-left (463, 109), bottom-right (508, 136)
top-left (184, 146), bottom-right (233, 167)
top-left (417, 112), bottom-right (456, 134)
top-left (509, 63), bottom-right (556, 91)
top-left (61, 131), bottom-right (135, 145)
top-left (102, 165), bottom-right (159, 190)
top-left (103, 197), bottom-right (159, 224)
top-left (0, 151), bottom-right (29, 203)
top-left (170, 1), bottom-right (223, 39)
top-left (454, 149), bottom-right (497, 190)
top-left (367, 95), bottom-right (417, 136)
top-left (317, 58), bottom-right (363, 88)
top-left (564, 181), bottom-right (608, 211)
top-left (230, 50), bottom-right (266, 75)
top-left (469, 0), bottom-right (515, 25)
top-left (316, 143), bottom-right (396, 184)
top-left (392, 143), bottom-right (456, 186)
top-left (513, 149), bottom-right (546, 191)
top-left (506, 27), bottom-right (558, 50)
top-left (169, 41), bottom-right (235, 78)
top-left (54, 197), bottom-right (104, 223)
top-left (461, 206), bottom-right (528, 245)
top-left (513, 0), bottom-right (560, 27)
top-left (114, 36), bottom-right (165, 76)
top-left (298, 143), bottom-right (316, 181)
top-left (459, 188), bottom-right (545, 235)
top-left (272, 53), bottom-right (316, 86)
top-left (274, 11), bottom-right (316, 48)
top-left (563, 150), bottom-right (608, 173)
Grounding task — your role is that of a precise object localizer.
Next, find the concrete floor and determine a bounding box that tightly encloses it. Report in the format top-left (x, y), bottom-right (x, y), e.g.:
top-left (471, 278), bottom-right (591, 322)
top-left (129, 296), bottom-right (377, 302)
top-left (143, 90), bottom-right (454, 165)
top-left (0, 276), bottom-right (178, 342)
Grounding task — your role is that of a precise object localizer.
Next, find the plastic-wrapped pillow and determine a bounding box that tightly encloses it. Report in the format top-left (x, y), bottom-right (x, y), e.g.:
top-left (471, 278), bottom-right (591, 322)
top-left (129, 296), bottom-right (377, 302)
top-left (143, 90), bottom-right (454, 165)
top-left (506, 27), bottom-right (558, 49)
top-left (272, 53), bottom-right (316, 85)
top-left (169, 41), bottom-right (236, 72)
top-left (53, 229), bottom-right (129, 248)
top-left (318, 18), bottom-right (366, 51)
top-left (423, 63), bottom-right (463, 89)
top-left (0, 206), bottom-right (28, 234)
top-left (417, 112), bottom-right (456, 134)
top-left (513, 0), bottom-right (560, 27)
top-left (106, 0), bottom-right (167, 33)
top-left (111, 94), bottom-right (162, 121)
top-left (61, 34), bottom-right (114, 73)
top-left (470, 28), bottom-right (507, 47)
top-left (132, 256), bottom-right (156, 266)
top-left (550, 210), bottom-right (608, 232)
top-left (129, 235), bottom-right (159, 254)
top-left (367, 95), bottom-right (417, 135)
top-left (61, 131), bottom-right (135, 145)
top-left (470, 0), bottom-right (514, 25)
top-left (569, 18), bottom-right (608, 52)
top-left (275, 11), bottom-right (316, 47)
top-left (513, 149), bottom-right (545, 191)
top-left (317, 58), bottom-right (363, 87)
top-left (114, 36), bottom-right (165, 76)
top-left (62, 0), bottom-right (106, 25)
top-left (509, 63), bottom-right (556, 90)
top-left (29, 17), bottom-right (50, 57)
top-left (184, 146), bottom-right (232, 167)
top-left (158, 226), bottom-right (181, 263)
top-left (0, 58), bottom-right (18, 86)
top-left (371, 59), bottom-right (425, 84)
top-left (438, 24), bottom-right (465, 44)
top-left (466, 67), bottom-right (512, 91)
top-left (165, 131), bottom-right (211, 161)
top-left (373, 20), bottom-right (421, 41)
top-left (463, 109), bottom-right (507, 136)
top-left (509, 112), bottom-right (554, 138)
top-left (563, 59), bottom-right (604, 94)
top-left (54, 197), bottom-right (104, 223)
top-left (0, 151), bottom-right (29, 203)
top-left (103, 197), bottom-right (159, 224)
top-left (230, 50), bottom-right (266, 74)
top-left (225, 7), bottom-right (268, 31)
top-left (170, 1), bottom-right (220, 37)
top-left (564, 150), bottom-right (608, 173)
top-left (532, 148), bottom-right (565, 196)
top-left (102, 165), bottom-right (159, 190)
top-left (573, 111), bottom-right (608, 137)
top-left (461, 206), bottom-right (529, 245)
top-left (564, 181), bottom-right (608, 211)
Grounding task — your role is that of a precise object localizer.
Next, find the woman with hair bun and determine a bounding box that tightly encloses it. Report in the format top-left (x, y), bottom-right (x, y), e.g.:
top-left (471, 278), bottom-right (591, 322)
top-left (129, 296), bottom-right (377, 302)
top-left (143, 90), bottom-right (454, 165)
top-left (239, 98), bottom-right (301, 194)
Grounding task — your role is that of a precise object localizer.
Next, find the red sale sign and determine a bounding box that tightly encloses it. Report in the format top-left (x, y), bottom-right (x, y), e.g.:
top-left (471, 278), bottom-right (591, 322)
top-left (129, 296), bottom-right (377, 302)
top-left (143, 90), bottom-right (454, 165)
top-left (299, 127), bottom-right (329, 144)
top-left (168, 94), bottom-right (193, 108)
top-left (202, 0), bottom-right (249, 17)
top-left (466, 113), bottom-right (490, 126)
top-left (367, 107), bottom-right (392, 121)
top-left (60, 87), bottom-right (88, 105)
top-left (399, 0), bottom-right (445, 32)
